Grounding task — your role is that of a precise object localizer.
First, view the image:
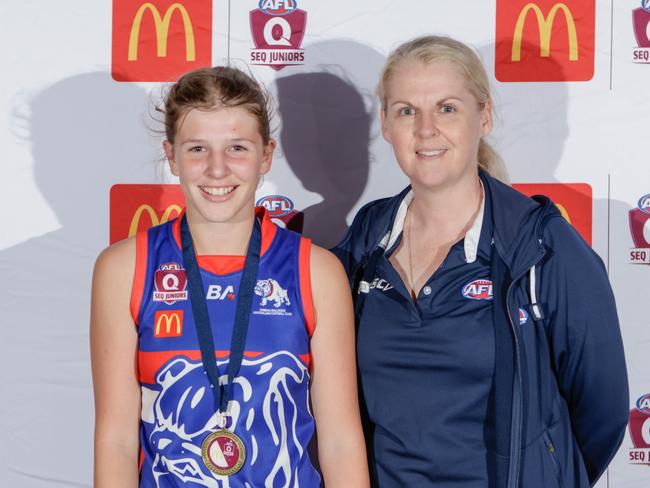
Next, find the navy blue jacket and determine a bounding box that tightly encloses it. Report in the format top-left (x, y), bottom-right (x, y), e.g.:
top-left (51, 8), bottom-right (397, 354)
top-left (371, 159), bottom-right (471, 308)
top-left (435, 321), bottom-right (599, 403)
top-left (333, 172), bottom-right (628, 488)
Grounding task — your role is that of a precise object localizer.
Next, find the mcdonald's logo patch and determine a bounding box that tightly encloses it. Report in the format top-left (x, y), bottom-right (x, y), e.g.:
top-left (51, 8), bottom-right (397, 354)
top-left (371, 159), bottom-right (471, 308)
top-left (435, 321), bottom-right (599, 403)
top-left (112, 0), bottom-right (212, 82)
top-left (154, 310), bottom-right (184, 338)
top-left (110, 184), bottom-right (185, 244)
top-left (512, 183), bottom-right (592, 245)
top-left (495, 0), bottom-right (595, 81)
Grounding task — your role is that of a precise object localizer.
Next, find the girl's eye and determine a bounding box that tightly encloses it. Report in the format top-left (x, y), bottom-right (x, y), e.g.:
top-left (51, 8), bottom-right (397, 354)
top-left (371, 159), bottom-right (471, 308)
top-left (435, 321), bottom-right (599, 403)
top-left (398, 106), bottom-right (415, 116)
top-left (188, 146), bottom-right (205, 152)
top-left (230, 144), bottom-right (248, 152)
top-left (440, 105), bottom-right (456, 113)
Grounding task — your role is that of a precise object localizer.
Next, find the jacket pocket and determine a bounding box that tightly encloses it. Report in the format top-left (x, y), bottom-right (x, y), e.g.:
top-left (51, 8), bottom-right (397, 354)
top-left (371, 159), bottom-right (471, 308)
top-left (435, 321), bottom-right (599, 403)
top-left (542, 430), bottom-right (563, 488)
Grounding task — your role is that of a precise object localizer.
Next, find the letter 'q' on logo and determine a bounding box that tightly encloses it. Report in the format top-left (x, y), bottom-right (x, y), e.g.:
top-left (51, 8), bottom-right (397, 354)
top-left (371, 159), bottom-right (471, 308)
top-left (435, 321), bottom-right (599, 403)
top-left (154, 310), bottom-right (184, 338)
top-left (112, 0), bottom-right (212, 82)
top-left (495, 0), bottom-right (595, 81)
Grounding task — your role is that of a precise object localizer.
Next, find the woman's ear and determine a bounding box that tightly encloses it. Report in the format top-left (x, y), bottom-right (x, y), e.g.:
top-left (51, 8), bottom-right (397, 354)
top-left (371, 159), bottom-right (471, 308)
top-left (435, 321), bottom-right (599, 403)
top-left (380, 108), bottom-right (392, 144)
top-left (480, 101), bottom-right (493, 138)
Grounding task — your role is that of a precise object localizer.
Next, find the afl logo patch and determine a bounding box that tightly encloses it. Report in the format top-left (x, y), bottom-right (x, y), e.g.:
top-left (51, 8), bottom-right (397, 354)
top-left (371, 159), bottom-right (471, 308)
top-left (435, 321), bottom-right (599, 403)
top-left (636, 393), bottom-right (650, 414)
top-left (638, 194), bottom-right (650, 214)
top-left (462, 279), bottom-right (493, 300)
top-left (258, 0), bottom-right (298, 15)
top-left (256, 195), bottom-right (294, 217)
top-left (518, 308), bottom-right (529, 325)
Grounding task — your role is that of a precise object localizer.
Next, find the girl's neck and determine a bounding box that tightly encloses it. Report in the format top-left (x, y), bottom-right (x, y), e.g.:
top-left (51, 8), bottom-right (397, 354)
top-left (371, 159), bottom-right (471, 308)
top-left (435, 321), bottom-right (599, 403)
top-left (185, 207), bottom-right (256, 256)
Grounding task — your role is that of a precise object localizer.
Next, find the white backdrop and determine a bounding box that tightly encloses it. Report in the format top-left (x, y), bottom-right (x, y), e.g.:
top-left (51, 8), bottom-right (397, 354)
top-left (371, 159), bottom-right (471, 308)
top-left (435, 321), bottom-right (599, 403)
top-left (1, 0), bottom-right (649, 486)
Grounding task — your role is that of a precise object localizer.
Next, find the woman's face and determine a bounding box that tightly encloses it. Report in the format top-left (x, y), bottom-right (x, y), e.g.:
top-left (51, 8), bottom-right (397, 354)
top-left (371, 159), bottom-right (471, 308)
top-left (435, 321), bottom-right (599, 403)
top-left (164, 105), bottom-right (275, 225)
top-left (381, 60), bottom-right (492, 192)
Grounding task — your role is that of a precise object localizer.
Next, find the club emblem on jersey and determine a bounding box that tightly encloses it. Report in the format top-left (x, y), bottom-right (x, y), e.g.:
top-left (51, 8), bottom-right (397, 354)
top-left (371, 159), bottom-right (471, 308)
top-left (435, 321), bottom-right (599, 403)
top-left (253, 278), bottom-right (292, 316)
top-left (140, 352), bottom-right (313, 484)
top-left (255, 278), bottom-right (290, 307)
top-left (461, 279), bottom-right (493, 300)
top-left (153, 262), bottom-right (188, 305)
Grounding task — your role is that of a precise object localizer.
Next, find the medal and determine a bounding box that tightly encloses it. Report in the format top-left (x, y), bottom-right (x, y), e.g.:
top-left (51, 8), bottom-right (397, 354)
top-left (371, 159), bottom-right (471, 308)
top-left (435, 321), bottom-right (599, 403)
top-left (181, 214), bottom-right (261, 476)
top-left (201, 430), bottom-right (246, 476)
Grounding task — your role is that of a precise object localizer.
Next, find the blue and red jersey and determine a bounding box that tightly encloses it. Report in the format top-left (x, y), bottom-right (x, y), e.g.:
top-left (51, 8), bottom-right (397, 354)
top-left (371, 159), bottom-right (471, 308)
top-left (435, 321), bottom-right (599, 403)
top-left (131, 208), bottom-right (321, 487)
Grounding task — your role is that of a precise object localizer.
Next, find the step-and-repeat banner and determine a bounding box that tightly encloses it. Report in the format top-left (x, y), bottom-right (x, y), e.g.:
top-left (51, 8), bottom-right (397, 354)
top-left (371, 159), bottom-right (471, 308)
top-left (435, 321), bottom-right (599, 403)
top-left (1, 1), bottom-right (648, 486)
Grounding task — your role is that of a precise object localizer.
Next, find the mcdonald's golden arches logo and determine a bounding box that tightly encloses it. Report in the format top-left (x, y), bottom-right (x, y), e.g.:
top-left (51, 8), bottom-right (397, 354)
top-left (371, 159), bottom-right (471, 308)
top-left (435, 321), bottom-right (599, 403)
top-left (129, 203), bottom-right (183, 238)
top-left (109, 184), bottom-right (185, 244)
top-left (495, 0), bottom-right (595, 82)
top-left (154, 310), bottom-right (184, 338)
top-left (112, 0), bottom-right (212, 82)
top-left (512, 183), bottom-right (592, 245)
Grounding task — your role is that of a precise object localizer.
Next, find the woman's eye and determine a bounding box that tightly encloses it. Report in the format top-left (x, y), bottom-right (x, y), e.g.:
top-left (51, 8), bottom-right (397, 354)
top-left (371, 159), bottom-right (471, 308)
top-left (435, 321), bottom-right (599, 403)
top-left (188, 146), bottom-right (205, 152)
top-left (230, 144), bottom-right (247, 152)
top-left (440, 105), bottom-right (456, 113)
top-left (398, 106), bottom-right (415, 116)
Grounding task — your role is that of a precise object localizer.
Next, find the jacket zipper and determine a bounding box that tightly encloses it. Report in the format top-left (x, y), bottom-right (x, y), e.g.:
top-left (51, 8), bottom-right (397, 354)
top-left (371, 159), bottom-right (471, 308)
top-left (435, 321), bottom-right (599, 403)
top-left (505, 253), bottom-right (545, 488)
top-left (505, 280), bottom-right (523, 488)
top-left (542, 430), bottom-right (562, 487)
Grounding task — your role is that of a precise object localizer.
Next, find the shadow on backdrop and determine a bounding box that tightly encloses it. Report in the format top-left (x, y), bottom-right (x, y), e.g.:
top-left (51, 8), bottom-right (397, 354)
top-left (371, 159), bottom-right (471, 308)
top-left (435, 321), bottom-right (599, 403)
top-left (0, 73), bottom-right (156, 487)
top-left (275, 40), bottom-right (387, 248)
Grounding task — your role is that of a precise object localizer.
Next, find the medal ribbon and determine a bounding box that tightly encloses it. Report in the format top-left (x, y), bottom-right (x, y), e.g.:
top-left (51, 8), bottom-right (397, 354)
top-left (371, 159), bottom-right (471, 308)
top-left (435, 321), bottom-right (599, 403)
top-left (180, 214), bottom-right (262, 415)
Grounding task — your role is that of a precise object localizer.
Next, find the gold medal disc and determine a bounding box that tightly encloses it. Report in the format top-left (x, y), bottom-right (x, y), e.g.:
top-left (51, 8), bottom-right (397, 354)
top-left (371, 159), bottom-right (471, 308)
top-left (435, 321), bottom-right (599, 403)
top-left (202, 430), bottom-right (246, 476)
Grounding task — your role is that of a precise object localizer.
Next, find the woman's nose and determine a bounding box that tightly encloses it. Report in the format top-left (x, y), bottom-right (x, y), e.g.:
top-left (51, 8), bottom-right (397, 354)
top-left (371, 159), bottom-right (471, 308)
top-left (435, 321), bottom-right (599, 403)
top-left (416, 112), bottom-right (440, 138)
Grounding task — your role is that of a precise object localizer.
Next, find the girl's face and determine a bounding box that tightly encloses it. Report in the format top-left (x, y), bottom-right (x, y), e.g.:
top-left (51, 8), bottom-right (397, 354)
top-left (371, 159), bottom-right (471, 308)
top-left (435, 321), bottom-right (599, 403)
top-left (381, 60), bottom-right (492, 193)
top-left (164, 105), bottom-right (275, 226)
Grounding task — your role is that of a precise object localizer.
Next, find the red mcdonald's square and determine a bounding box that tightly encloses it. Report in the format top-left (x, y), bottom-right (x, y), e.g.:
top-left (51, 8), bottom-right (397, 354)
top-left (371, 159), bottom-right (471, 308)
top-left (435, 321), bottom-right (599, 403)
top-left (495, 0), bottom-right (595, 82)
top-left (112, 0), bottom-right (212, 82)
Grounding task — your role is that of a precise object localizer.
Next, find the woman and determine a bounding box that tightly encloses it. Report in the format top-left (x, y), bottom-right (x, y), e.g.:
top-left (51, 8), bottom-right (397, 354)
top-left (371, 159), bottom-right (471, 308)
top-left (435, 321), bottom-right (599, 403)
top-left (334, 36), bottom-right (628, 488)
top-left (91, 66), bottom-right (369, 487)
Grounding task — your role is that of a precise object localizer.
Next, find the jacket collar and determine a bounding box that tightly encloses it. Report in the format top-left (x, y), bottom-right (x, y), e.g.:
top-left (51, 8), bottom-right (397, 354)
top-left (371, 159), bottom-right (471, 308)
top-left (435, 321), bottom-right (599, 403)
top-left (479, 171), bottom-right (556, 277)
top-left (381, 172), bottom-right (558, 278)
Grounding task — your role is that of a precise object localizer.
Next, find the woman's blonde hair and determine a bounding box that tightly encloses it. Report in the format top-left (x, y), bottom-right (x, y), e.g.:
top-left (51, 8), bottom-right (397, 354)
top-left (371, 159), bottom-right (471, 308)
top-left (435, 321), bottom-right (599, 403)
top-left (378, 35), bottom-right (507, 181)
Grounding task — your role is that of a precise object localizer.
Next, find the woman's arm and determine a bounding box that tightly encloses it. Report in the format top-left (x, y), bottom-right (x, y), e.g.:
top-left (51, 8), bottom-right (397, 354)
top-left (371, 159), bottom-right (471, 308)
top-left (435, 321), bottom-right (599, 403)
top-left (90, 238), bottom-right (141, 487)
top-left (542, 217), bottom-right (628, 484)
top-left (308, 244), bottom-right (370, 487)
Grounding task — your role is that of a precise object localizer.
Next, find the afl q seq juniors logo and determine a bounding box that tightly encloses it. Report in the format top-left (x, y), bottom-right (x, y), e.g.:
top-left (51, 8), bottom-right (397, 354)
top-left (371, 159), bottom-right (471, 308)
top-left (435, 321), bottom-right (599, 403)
top-left (462, 279), bottom-right (493, 300)
top-left (628, 393), bottom-right (650, 465)
top-left (249, 0), bottom-right (307, 70)
top-left (633, 0), bottom-right (650, 63)
top-left (153, 262), bottom-right (188, 304)
top-left (628, 194), bottom-right (650, 265)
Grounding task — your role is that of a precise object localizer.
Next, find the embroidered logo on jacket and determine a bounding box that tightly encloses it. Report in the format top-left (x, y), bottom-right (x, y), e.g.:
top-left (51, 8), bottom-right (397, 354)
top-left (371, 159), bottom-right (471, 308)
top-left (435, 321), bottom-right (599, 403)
top-left (518, 308), bottom-right (529, 325)
top-left (461, 279), bottom-right (493, 300)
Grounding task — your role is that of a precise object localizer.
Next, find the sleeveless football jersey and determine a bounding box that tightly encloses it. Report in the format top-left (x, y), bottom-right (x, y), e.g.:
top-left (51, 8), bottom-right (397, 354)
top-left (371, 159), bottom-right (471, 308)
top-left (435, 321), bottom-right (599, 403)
top-left (131, 208), bottom-right (321, 487)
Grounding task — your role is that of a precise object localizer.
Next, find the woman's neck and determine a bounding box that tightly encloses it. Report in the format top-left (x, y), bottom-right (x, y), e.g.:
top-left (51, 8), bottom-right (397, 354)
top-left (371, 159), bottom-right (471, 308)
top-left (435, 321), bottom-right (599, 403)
top-left (185, 208), bottom-right (256, 256)
top-left (409, 173), bottom-right (483, 239)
